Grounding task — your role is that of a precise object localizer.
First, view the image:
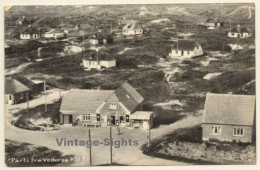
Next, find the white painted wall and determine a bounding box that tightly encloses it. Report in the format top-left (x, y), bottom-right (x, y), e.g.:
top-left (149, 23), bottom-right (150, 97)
top-left (228, 32), bottom-right (252, 38)
top-left (83, 59), bottom-right (116, 70)
top-left (20, 34), bottom-right (31, 40)
top-left (169, 45), bottom-right (203, 58)
top-left (123, 28), bottom-right (143, 35)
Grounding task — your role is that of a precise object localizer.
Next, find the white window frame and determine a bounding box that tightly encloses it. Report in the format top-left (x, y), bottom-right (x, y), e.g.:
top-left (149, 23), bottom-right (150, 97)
top-left (233, 128), bottom-right (244, 136)
top-left (211, 126), bottom-right (221, 135)
top-left (82, 114), bottom-right (90, 121)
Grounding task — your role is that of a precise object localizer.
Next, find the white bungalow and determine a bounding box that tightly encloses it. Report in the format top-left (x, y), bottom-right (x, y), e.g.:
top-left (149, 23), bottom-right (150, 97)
top-left (228, 25), bottom-right (252, 38)
top-left (123, 21), bottom-right (143, 36)
top-left (20, 27), bottom-right (41, 40)
top-left (169, 39), bottom-right (203, 58)
top-left (83, 51), bottom-right (116, 70)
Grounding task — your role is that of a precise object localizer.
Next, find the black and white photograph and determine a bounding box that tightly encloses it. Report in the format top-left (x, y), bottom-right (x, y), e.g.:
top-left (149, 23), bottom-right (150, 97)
top-left (3, 1), bottom-right (257, 167)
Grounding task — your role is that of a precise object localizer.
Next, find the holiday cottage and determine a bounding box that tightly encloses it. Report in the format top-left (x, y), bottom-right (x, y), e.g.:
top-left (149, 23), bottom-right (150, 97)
top-left (20, 27), bottom-right (41, 40)
top-left (5, 77), bottom-right (31, 105)
top-left (82, 51), bottom-right (116, 70)
top-left (59, 82), bottom-right (153, 130)
top-left (89, 31), bottom-right (113, 45)
top-left (169, 39), bottom-right (203, 58)
top-left (204, 18), bottom-right (224, 29)
top-left (123, 22), bottom-right (143, 36)
top-left (202, 93), bottom-right (256, 143)
top-left (228, 25), bottom-right (252, 38)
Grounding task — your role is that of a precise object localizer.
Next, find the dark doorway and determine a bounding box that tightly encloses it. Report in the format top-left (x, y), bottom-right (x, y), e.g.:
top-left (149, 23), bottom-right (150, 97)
top-left (111, 116), bottom-right (115, 125)
top-left (97, 114), bottom-right (100, 121)
top-left (64, 115), bottom-right (73, 124)
top-left (181, 51), bottom-right (184, 56)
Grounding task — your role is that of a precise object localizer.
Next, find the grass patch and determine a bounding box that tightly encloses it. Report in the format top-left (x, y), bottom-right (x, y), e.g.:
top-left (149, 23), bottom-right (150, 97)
top-left (13, 100), bottom-right (61, 131)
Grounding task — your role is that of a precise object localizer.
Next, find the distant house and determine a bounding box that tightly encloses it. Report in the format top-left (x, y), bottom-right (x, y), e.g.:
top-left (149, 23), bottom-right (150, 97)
top-left (228, 25), bottom-right (252, 38)
top-left (5, 77), bottom-right (30, 105)
top-left (17, 16), bottom-right (31, 26)
top-left (13, 76), bottom-right (45, 95)
top-left (20, 27), bottom-right (41, 40)
top-left (59, 82), bottom-right (153, 130)
top-left (74, 23), bottom-right (91, 31)
top-left (41, 29), bottom-right (67, 39)
top-left (123, 21), bottom-right (143, 36)
top-left (89, 31), bottom-right (113, 45)
top-left (202, 93), bottom-right (256, 143)
top-left (169, 39), bottom-right (203, 58)
top-left (204, 18), bottom-right (224, 29)
top-left (82, 51), bottom-right (116, 70)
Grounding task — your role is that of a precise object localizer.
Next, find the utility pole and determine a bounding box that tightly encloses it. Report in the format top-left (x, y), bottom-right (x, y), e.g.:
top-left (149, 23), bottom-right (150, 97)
top-left (111, 23), bottom-right (112, 34)
top-left (44, 81), bottom-right (47, 112)
top-left (26, 92), bottom-right (29, 111)
top-left (110, 126), bottom-right (113, 165)
top-left (89, 129), bottom-right (92, 166)
top-left (177, 36), bottom-right (179, 52)
top-left (147, 127), bottom-right (151, 148)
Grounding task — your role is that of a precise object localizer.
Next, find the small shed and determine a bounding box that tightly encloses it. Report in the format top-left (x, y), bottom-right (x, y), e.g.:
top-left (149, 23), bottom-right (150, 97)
top-left (130, 111), bottom-right (153, 130)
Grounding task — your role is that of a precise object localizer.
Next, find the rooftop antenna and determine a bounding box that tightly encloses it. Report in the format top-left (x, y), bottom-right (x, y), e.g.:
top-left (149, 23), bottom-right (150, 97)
top-left (229, 20), bottom-right (231, 32)
top-left (177, 36), bottom-right (179, 51)
top-left (111, 23), bottom-right (112, 34)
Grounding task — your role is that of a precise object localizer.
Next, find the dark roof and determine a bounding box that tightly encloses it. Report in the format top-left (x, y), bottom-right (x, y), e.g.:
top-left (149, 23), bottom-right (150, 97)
top-left (60, 90), bottom-right (114, 114)
top-left (90, 31), bottom-right (112, 40)
top-left (106, 82), bottom-right (144, 112)
top-left (21, 27), bottom-right (40, 34)
top-left (172, 40), bottom-right (201, 51)
top-left (123, 22), bottom-right (142, 30)
top-left (83, 51), bottom-right (115, 61)
top-left (17, 16), bottom-right (31, 25)
top-left (14, 76), bottom-right (35, 87)
top-left (203, 93), bottom-right (255, 126)
top-left (206, 18), bottom-right (222, 23)
top-left (231, 25), bottom-right (252, 33)
top-left (5, 78), bottom-right (30, 94)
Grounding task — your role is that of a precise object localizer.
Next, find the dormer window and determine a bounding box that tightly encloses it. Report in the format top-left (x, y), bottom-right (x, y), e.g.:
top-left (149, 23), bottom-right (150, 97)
top-left (110, 103), bottom-right (117, 109)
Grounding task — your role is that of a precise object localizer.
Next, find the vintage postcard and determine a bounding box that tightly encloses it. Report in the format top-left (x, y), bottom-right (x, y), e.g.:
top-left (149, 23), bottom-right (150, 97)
top-left (3, 1), bottom-right (256, 167)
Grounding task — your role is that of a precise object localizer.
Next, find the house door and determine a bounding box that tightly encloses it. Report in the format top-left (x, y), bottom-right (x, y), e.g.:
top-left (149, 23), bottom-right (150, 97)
top-left (64, 115), bottom-right (73, 124)
top-left (181, 51), bottom-right (184, 56)
top-left (111, 116), bottom-right (115, 125)
top-left (97, 114), bottom-right (100, 121)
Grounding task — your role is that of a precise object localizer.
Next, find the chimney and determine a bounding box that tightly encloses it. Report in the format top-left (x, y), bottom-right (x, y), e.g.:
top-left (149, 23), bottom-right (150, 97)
top-left (228, 92), bottom-right (233, 94)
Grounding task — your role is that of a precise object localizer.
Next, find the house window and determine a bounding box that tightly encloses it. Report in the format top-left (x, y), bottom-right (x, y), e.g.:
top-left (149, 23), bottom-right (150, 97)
top-left (109, 104), bottom-right (117, 109)
top-left (234, 128), bottom-right (244, 136)
top-left (231, 33), bottom-right (235, 36)
top-left (82, 114), bottom-right (90, 121)
top-left (187, 51), bottom-right (190, 55)
top-left (9, 95), bottom-right (12, 100)
top-left (212, 126), bottom-right (221, 135)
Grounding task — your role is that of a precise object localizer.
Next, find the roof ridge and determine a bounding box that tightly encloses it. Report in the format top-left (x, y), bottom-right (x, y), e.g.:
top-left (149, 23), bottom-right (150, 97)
top-left (105, 82), bottom-right (128, 102)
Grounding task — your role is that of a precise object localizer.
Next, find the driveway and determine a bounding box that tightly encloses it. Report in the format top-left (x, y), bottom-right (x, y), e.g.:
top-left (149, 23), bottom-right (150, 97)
top-left (5, 88), bottom-right (201, 166)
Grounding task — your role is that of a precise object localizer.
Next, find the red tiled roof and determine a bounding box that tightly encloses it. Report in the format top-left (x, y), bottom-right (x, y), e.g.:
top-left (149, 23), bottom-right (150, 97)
top-left (5, 78), bottom-right (30, 94)
top-left (203, 93), bottom-right (255, 126)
